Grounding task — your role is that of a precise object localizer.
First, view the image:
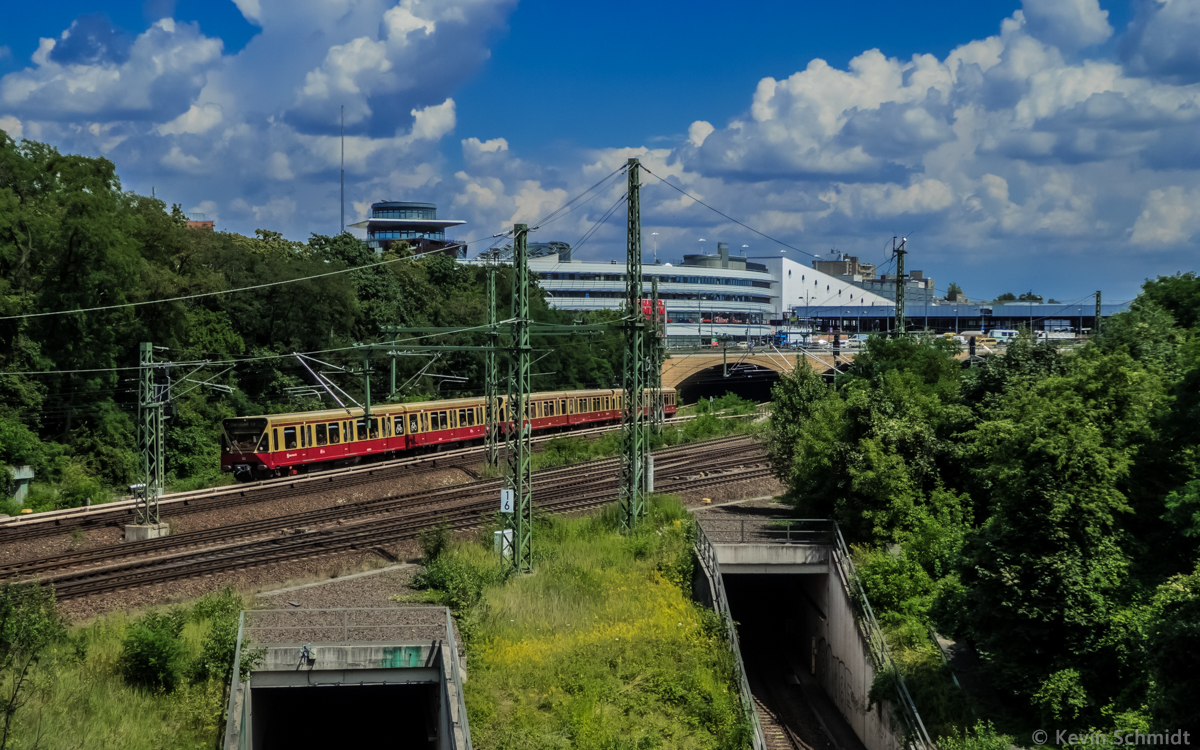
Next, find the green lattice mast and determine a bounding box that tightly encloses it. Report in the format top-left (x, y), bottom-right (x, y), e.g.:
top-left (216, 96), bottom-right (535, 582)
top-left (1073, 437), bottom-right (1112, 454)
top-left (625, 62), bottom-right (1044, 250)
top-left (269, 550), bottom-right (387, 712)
top-left (137, 342), bottom-right (164, 525)
top-left (620, 158), bottom-right (646, 531)
top-left (485, 261), bottom-right (500, 471)
top-left (506, 224), bottom-right (533, 572)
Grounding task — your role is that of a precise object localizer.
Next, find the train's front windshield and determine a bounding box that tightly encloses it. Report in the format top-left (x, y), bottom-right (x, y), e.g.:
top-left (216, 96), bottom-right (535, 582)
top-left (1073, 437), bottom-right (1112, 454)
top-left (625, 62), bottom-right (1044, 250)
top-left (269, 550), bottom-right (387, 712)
top-left (223, 418), bottom-right (268, 452)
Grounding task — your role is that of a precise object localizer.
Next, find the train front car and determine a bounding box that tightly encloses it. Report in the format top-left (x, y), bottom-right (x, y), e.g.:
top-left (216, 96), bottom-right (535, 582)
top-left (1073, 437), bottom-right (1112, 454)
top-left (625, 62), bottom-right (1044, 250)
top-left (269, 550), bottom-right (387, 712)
top-left (220, 417), bottom-right (271, 481)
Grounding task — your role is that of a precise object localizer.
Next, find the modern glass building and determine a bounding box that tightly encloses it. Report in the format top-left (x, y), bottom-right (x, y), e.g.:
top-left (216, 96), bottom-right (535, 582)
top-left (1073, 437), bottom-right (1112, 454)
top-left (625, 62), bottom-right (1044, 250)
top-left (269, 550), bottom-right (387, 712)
top-left (349, 201), bottom-right (466, 257)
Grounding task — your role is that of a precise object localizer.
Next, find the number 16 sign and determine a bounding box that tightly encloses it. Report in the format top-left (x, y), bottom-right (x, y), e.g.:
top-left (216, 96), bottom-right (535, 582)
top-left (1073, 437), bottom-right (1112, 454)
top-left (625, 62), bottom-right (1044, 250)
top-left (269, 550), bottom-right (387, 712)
top-left (500, 489), bottom-right (514, 514)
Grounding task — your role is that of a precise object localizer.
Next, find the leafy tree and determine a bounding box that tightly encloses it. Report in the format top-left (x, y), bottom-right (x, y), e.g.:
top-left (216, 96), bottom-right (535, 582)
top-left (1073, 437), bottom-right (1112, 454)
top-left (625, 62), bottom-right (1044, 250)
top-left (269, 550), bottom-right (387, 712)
top-left (996, 292), bottom-right (1017, 302)
top-left (1138, 272), bottom-right (1200, 330)
top-left (946, 282), bottom-right (964, 301)
top-left (1017, 292), bottom-right (1043, 302)
top-left (1144, 563), bottom-right (1200, 735)
top-left (0, 583), bottom-right (65, 750)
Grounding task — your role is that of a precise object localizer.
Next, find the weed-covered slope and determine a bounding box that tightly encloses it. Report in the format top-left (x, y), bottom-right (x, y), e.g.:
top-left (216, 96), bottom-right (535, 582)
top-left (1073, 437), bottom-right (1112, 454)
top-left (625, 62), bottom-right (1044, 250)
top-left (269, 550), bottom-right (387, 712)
top-left (411, 498), bottom-right (751, 750)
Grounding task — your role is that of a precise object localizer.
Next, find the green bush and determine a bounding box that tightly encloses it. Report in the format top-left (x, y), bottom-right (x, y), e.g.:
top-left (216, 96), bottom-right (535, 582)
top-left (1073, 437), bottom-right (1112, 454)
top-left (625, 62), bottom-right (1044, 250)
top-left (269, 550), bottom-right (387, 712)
top-left (189, 588), bottom-right (250, 684)
top-left (418, 523), bottom-right (452, 564)
top-left (412, 544), bottom-right (510, 613)
top-left (121, 611), bottom-right (187, 692)
top-left (937, 721), bottom-right (1013, 750)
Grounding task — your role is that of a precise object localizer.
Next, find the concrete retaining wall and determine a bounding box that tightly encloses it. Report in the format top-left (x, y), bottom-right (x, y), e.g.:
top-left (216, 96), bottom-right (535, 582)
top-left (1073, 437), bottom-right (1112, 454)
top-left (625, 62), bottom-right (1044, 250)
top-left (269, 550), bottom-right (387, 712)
top-left (803, 565), bottom-right (906, 750)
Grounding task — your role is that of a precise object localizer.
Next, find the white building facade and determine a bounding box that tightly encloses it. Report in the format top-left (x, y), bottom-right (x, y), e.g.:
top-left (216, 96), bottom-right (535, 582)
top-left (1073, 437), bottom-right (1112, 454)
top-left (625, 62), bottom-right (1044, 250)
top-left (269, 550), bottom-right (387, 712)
top-left (508, 249), bottom-right (891, 346)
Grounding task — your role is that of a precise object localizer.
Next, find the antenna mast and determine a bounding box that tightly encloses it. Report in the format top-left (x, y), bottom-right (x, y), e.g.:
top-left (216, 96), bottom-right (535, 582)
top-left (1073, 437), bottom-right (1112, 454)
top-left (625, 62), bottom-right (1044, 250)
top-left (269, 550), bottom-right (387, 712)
top-left (340, 105), bottom-right (345, 234)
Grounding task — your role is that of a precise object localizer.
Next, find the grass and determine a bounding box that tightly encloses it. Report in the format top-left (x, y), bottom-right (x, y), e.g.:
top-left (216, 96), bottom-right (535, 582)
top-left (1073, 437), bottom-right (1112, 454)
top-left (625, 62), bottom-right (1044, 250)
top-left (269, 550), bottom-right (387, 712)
top-left (2, 589), bottom-right (249, 750)
top-left (531, 398), bottom-right (764, 474)
top-left (409, 496), bottom-right (752, 750)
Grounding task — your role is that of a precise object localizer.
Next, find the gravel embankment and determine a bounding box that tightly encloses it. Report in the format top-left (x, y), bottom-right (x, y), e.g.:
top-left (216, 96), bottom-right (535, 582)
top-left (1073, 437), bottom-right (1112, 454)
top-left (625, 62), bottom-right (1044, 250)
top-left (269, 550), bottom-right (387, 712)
top-left (0, 466), bottom-right (475, 567)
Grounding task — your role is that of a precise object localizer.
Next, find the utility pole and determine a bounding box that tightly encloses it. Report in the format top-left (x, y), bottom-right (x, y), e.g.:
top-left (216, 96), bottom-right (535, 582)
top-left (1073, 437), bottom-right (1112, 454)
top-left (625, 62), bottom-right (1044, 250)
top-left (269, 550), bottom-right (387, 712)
top-left (135, 342), bottom-right (164, 529)
top-left (620, 158), bottom-right (646, 532)
top-left (893, 236), bottom-right (908, 338)
top-left (507, 224), bottom-right (533, 572)
top-left (485, 262), bottom-right (500, 470)
top-left (1094, 290), bottom-right (1102, 337)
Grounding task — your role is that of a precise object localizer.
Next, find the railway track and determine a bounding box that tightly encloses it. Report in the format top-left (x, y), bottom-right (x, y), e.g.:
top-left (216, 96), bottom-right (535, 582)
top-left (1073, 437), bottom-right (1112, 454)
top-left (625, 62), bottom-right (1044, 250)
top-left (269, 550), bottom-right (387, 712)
top-left (0, 415), bottom-right (728, 541)
top-left (8, 436), bottom-right (773, 600)
top-left (1, 436), bottom-right (762, 580)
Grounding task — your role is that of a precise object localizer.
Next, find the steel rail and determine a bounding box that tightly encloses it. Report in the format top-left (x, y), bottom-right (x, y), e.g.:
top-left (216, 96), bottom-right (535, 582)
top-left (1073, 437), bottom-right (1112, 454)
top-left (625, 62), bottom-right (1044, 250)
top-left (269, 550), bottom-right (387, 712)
top-left (4, 438), bottom-right (762, 580)
top-left (1, 437), bottom-right (761, 578)
top-left (46, 465), bottom-right (774, 599)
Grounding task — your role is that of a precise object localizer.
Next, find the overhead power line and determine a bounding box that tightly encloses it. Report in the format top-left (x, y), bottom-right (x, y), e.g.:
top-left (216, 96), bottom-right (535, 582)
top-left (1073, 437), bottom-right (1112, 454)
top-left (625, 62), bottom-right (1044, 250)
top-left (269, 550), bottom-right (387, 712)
top-left (639, 165), bottom-right (822, 260)
top-left (0, 237), bottom-right (493, 322)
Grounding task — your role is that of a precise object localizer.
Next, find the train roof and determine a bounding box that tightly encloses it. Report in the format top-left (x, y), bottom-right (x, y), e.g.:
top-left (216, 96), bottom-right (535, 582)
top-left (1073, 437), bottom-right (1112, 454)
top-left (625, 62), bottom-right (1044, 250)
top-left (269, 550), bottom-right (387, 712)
top-left (224, 386), bottom-right (672, 424)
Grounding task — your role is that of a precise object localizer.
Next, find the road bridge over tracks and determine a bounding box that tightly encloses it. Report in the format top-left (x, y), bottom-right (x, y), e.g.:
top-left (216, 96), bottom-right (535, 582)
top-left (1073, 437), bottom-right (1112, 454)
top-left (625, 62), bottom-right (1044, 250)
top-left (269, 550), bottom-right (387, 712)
top-left (692, 507), bottom-right (934, 750)
top-left (662, 349), bottom-right (857, 402)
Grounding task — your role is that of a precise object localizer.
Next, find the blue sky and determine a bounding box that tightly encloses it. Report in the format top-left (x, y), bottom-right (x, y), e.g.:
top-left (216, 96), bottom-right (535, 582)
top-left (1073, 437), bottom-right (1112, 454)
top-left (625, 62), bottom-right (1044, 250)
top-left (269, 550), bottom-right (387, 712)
top-left (1, 0), bottom-right (1197, 301)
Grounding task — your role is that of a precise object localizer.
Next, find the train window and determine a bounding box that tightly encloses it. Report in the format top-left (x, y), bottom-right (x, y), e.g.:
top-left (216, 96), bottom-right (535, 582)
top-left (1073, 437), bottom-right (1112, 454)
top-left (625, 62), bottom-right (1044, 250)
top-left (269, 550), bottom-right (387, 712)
top-left (421, 413), bottom-right (429, 432)
top-left (284, 427), bottom-right (297, 450)
top-left (440, 410), bottom-right (448, 429)
top-left (308, 425), bottom-right (314, 447)
top-left (451, 410), bottom-right (458, 429)
top-left (273, 429), bottom-right (279, 451)
top-left (383, 418), bottom-right (391, 438)
top-left (328, 423), bottom-right (340, 444)
top-left (342, 422), bottom-right (351, 442)
top-left (604, 397), bottom-right (610, 410)
top-left (561, 399), bottom-right (567, 415)
top-left (257, 435), bottom-right (269, 452)
top-left (369, 419), bottom-right (379, 439)
top-left (356, 420), bottom-right (367, 441)
top-left (462, 409), bottom-right (471, 427)
top-left (469, 408), bottom-right (476, 426)
top-left (546, 402), bottom-right (554, 417)
top-left (429, 412), bottom-right (439, 431)
top-left (316, 424), bottom-right (327, 446)
top-left (409, 414), bottom-right (419, 434)
top-left (299, 426), bottom-right (306, 448)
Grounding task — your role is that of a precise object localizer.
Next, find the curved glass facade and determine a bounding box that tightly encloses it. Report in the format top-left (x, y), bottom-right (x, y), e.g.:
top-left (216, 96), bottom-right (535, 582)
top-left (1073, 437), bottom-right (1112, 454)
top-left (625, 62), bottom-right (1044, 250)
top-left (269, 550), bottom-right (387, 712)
top-left (372, 207), bottom-right (436, 220)
top-left (369, 229), bottom-right (445, 241)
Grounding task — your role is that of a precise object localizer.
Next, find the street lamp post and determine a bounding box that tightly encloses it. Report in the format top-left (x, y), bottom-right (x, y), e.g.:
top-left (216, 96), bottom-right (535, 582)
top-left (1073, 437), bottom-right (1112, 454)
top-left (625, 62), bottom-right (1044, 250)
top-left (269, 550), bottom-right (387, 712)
top-left (652, 232), bottom-right (659, 264)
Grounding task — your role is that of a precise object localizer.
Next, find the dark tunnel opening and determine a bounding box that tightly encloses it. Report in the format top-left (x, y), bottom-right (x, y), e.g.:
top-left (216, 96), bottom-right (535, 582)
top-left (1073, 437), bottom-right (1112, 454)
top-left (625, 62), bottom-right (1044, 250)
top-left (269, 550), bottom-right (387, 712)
top-left (678, 364), bottom-right (781, 404)
top-left (724, 574), bottom-right (867, 750)
top-left (251, 683), bottom-right (436, 749)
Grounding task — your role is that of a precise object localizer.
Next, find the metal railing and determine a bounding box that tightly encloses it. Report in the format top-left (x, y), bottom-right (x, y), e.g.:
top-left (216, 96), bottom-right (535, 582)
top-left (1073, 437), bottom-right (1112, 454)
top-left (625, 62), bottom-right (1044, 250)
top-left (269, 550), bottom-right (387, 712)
top-left (693, 522), bottom-right (768, 750)
top-left (696, 517), bottom-right (833, 545)
top-left (830, 525), bottom-right (935, 750)
top-left (694, 518), bottom-right (935, 750)
top-left (443, 606), bottom-right (473, 750)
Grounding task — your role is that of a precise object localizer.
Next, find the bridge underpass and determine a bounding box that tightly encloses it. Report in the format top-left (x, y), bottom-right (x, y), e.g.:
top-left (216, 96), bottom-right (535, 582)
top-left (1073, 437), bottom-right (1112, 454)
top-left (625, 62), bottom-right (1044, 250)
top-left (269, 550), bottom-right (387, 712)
top-left (663, 350), bottom-right (855, 403)
top-left (694, 507), bottom-right (925, 750)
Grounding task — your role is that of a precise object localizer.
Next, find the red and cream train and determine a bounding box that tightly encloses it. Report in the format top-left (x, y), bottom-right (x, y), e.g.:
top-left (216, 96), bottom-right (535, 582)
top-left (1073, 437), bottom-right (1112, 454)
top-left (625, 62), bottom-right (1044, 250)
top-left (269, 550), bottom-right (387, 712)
top-left (220, 387), bottom-right (677, 481)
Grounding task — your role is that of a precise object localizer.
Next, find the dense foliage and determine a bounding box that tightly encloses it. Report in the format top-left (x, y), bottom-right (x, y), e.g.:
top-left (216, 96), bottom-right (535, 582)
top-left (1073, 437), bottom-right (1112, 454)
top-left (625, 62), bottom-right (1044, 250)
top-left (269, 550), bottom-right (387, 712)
top-left (0, 133), bottom-right (623, 507)
top-left (767, 275), bottom-right (1200, 740)
top-left (0, 586), bottom-right (255, 749)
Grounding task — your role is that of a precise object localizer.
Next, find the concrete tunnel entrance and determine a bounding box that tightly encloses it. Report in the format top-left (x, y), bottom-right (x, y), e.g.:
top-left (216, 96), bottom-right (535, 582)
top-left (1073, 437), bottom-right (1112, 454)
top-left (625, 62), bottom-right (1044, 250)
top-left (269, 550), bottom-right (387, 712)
top-left (677, 364), bottom-right (781, 404)
top-left (724, 574), bottom-right (868, 750)
top-left (251, 683), bottom-right (435, 749)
